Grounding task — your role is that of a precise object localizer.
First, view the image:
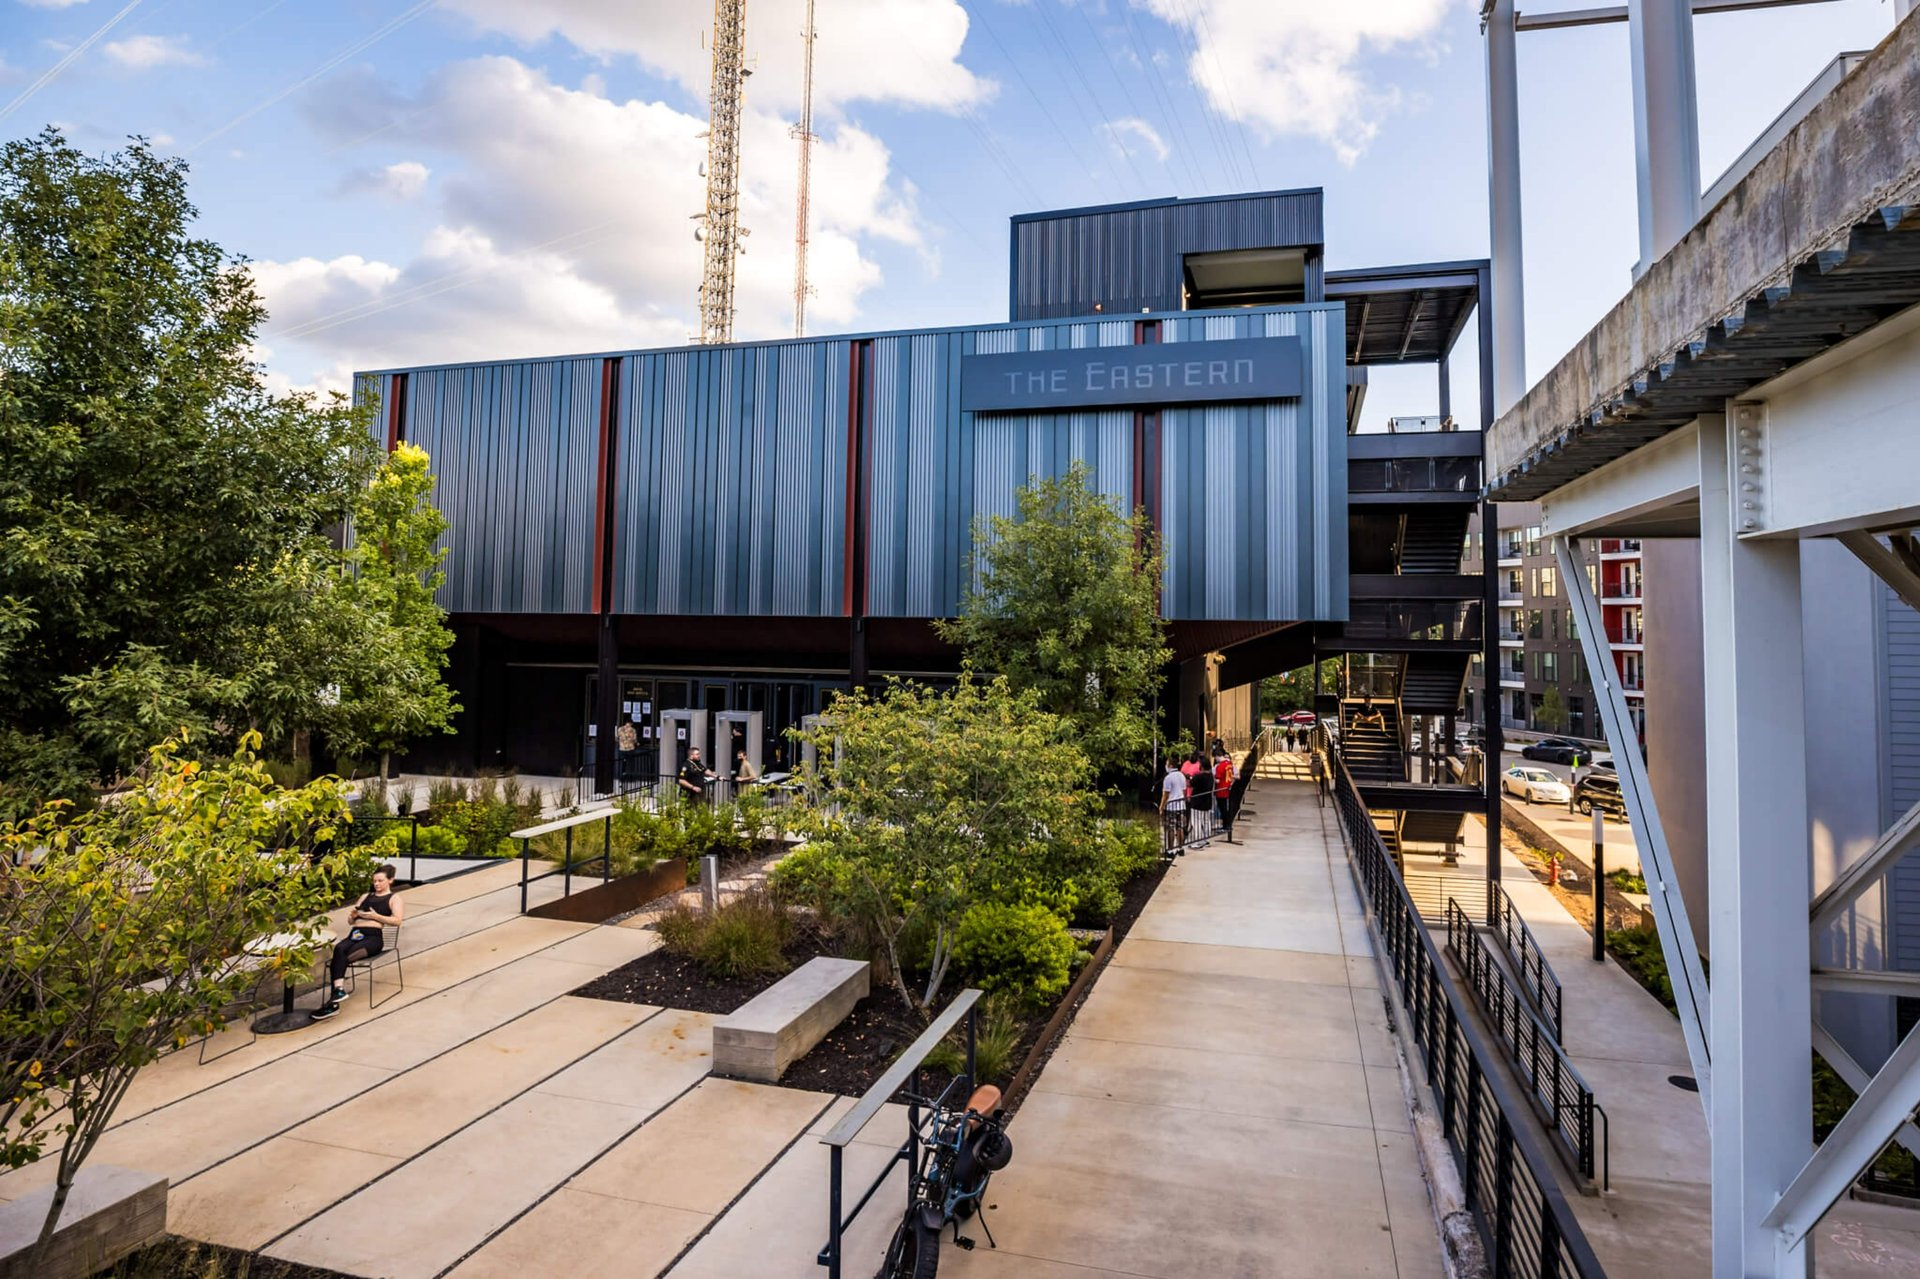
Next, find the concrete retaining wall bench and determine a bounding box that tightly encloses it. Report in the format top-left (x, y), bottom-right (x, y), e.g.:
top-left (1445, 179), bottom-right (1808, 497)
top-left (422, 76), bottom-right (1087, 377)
top-left (712, 956), bottom-right (869, 1082)
top-left (0, 1165), bottom-right (167, 1279)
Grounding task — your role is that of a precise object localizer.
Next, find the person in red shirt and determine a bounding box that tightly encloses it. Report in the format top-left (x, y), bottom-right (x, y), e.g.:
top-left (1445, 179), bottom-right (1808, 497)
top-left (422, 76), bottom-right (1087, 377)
top-left (1181, 751), bottom-right (1209, 847)
top-left (1212, 750), bottom-right (1238, 843)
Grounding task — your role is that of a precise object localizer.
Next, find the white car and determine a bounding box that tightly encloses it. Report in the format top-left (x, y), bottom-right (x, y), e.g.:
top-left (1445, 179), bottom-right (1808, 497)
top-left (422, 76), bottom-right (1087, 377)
top-left (1502, 765), bottom-right (1570, 805)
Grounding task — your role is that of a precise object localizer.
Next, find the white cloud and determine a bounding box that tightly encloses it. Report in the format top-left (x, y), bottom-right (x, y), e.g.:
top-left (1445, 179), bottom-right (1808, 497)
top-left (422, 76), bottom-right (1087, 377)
top-left (339, 159), bottom-right (431, 201)
top-left (1103, 116), bottom-right (1169, 163)
top-left (435, 0), bottom-right (993, 116)
top-left (102, 34), bottom-right (206, 70)
top-left (1137, 0), bottom-right (1451, 165)
top-left (258, 57), bottom-right (926, 388)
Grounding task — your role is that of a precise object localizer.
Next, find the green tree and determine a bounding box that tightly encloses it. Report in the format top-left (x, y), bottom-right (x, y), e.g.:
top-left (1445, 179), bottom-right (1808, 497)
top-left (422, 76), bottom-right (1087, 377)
top-left (1260, 659), bottom-right (1342, 718)
top-left (937, 463), bottom-right (1169, 776)
top-left (321, 442), bottom-right (460, 782)
top-left (790, 674), bottom-right (1104, 1016)
top-left (0, 130), bottom-right (386, 813)
top-left (0, 733), bottom-right (359, 1258)
top-left (1537, 686), bottom-right (1569, 733)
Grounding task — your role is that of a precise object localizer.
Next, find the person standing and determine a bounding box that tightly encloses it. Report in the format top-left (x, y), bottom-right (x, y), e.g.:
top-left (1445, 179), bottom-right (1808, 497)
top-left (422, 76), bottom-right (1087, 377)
top-left (1158, 757), bottom-right (1188, 857)
top-left (1184, 750), bottom-right (1212, 847)
top-left (678, 747), bottom-right (713, 803)
top-left (1212, 749), bottom-right (1237, 844)
top-left (614, 717), bottom-right (639, 786)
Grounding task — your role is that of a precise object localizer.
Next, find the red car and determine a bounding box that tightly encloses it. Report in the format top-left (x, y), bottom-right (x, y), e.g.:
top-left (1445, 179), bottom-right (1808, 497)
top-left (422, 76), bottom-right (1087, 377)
top-left (1289, 710), bottom-right (1317, 726)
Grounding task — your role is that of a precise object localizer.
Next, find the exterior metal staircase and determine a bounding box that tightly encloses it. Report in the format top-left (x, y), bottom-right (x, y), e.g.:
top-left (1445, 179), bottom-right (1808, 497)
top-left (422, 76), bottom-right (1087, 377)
top-left (1340, 700), bottom-right (1406, 781)
top-left (1397, 507), bottom-right (1473, 574)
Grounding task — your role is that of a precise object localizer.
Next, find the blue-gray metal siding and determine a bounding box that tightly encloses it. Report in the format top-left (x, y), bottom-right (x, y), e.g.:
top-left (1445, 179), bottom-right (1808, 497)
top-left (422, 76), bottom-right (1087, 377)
top-left (368, 360), bottom-right (600, 614)
top-left (862, 305), bottom-right (1347, 623)
top-left (1885, 586), bottom-right (1920, 969)
top-left (1156, 307), bottom-right (1348, 621)
top-left (610, 342), bottom-right (849, 616)
top-left (1011, 191), bottom-right (1325, 321)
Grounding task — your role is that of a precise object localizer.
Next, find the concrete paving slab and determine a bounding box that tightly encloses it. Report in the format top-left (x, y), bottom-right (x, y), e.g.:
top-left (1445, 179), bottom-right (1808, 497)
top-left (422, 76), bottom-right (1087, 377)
top-left (303, 954), bottom-right (611, 1072)
top-left (1376, 1132), bottom-right (1447, 1279)
top-left (271, 1090), bottom-right (650, 1279)
top-left (0, 1053), bottom-right (393, 1202)
top-left (1110, 936), bottom-right (1354, 986)
top-left (1127, 901), bottom-right (1347, 954)
top-left (806, 1097), bottom-right (914, 1149)
top-left (1364, 1064), bottom-right (1413, 1136)
top-left (571, 1078), bottom-right (829, 1213)
top-left (534, 1008), bottom-right (716, 1109)
top-left (940, 1251), bottom-right (1138, 1279)
top-left (536, 923), bottom-right (662, 972)
top-left (1031, 1034), bottom-right (1379, 1131)
top-left (167, 1136), bottom-right (401, 1251)
top-left (1069, 964), bottom-right (1366, 1064)
top-left (292, 996), bottom-right (657, 1159)
top-left (972, 1089), bottom-right (1401, 1279)
top-left (388, 915), bottom-right (587, 992)
top-left (446, 1189), bottom-right (710, 1279)
top-left (665, 1123), bottom-right (907, 1279)
top-left (399, 862), bottom-right (524, 909)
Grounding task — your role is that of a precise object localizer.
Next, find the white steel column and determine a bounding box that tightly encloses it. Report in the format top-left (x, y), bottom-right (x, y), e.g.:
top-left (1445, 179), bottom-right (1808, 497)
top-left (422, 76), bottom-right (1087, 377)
top-left (1484, 0), bottom-right (1527, 413)
top-left (1629, 0), bottom-right (1703, 269)
top-left (1700, 405), bottom-right (1811, 1277)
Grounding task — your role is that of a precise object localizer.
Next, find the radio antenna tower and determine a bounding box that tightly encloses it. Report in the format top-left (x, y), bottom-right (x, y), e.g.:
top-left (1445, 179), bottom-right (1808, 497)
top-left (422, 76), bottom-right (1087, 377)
top-left (790, 0), bottom-right (817, 337)
top-left (697, 0), bottom-right (748, 344)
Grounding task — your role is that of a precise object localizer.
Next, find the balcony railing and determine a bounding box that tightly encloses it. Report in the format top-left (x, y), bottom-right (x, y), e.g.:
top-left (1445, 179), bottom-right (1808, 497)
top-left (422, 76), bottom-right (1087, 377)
top-left (1606, 627), bottom-right (1644, 645)
top-left (1343, 600), bottom-right (1483, 644)
top-left (1498, 627), bottom-right (1527, 642)
top-left (1603, 581), bottom-right (1642, 600)
top-left (1348, 456), bottom-right (1482, 495)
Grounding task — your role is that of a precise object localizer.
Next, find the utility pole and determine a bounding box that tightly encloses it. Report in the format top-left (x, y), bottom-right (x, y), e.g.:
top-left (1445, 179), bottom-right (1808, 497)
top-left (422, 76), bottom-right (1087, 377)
top-left (791, 0), bottom-right (817, 337)
top-left (697, 0), bottom-right (748, 344)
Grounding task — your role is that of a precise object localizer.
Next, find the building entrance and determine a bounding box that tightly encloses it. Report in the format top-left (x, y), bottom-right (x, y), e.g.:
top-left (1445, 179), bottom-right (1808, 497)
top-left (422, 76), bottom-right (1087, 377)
top-left (581, 671), bottom-right (845, 781)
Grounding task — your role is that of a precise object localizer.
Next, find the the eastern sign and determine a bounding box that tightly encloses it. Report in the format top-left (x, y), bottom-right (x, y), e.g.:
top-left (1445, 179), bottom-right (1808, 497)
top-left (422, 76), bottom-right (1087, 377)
top-left (960, 335), bottom-right (1303, 413)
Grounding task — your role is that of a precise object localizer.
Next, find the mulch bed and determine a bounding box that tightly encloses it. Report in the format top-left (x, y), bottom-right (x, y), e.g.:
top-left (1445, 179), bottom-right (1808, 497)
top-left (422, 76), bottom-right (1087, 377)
top-left (572, 860), bottom-right (1170, 1112)
top-left (106, 1236), bottom-right (360, 1279)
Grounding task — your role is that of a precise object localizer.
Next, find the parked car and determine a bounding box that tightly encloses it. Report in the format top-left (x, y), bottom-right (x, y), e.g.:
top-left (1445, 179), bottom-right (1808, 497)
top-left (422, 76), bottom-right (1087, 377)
top-left (1574, 772), bottom-right (1628, 820)
top-left (1520, 737), bottom-right (1588, 765)
top-left (1289, 709), bottom-right (1318, 726)
top-left (1502, 765), bottom-right (1571, 805)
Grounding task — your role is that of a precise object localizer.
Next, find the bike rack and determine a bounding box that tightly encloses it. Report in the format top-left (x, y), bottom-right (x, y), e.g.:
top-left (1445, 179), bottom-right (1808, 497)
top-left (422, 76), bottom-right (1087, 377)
top-left (816, 987), bottom-right (982, 1278)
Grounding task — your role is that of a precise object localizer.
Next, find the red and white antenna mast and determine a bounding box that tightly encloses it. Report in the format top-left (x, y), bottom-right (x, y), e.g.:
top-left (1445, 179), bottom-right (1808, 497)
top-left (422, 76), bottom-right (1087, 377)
top-left (790, 0), bottom-right (817, 337)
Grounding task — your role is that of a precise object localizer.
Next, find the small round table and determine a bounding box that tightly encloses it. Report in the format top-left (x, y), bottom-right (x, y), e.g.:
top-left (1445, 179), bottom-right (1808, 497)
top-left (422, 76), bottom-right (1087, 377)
top-left (249, 930), bottom-right (323, 1035)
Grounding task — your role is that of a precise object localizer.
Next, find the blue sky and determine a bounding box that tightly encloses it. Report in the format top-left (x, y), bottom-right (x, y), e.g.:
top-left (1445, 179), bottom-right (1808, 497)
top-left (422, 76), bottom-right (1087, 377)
top-left (0, 0), bottom-right (1900, 429)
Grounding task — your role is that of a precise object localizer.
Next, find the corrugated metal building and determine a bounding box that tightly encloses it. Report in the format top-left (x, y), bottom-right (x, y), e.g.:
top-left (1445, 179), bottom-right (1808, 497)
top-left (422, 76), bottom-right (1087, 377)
top-left (354, 190), bottom-right (1489, 785)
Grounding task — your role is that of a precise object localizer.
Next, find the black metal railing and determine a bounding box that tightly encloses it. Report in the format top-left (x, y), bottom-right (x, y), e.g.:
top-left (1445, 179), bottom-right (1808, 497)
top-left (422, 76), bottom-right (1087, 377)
top-left (1446, 899), bottom-right (1605, 1188)
top-left (1489, 883), bottom-right (1565, 1043)
top-left (818, 989), bottom-right (982, 1279)
top-left (345, 813), bottom-right (500, 884)
top-left (573, 769), bottom-right (806, 811)
top-left (512, 810), bottom-right (616, 913)
top-left (1320, 733), bottom-right (1606, 1278)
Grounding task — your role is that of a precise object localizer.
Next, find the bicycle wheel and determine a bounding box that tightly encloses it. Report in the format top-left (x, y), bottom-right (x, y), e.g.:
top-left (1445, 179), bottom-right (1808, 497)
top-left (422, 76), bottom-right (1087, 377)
top-left (875, 1208), bottom-right (940, 1279)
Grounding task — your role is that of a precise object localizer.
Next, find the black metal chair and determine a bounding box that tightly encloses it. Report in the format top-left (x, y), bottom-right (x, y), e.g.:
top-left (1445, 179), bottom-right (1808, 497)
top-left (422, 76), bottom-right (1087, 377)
top-left (345, 924), bottom-right (404, 1008)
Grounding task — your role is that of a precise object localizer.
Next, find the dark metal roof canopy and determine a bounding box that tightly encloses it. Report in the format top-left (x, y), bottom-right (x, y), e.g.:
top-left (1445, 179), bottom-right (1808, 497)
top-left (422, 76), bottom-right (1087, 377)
top-left (1326, 261), bottom-right (1484, 366)
top-left (1487, 206), bottom-right (1920, 501)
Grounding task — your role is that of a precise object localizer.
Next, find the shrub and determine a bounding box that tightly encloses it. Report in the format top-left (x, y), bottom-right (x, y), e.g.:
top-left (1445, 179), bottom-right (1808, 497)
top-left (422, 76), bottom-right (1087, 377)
top-left (654, 891), bottom-right (793, 980)
top-left (952, 901), bottom-right (1077, 1007)
top-left (263, 757), bottom-right (312, 789)
top-left (924, 994), bottom-right (1025, 1084)
top-left (368, 822), bottom-right (464, 862)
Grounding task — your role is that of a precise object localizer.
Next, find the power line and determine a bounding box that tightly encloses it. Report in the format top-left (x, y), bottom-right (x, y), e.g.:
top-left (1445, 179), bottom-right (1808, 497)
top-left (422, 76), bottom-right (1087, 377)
top-left (1027, 0), bottom-right (1144, 191)
top-left (1076, 0), bottom-right (1204, 194)
top-left (1136, 0), bottom-right (1243, 190)
top-left (0, 0), bottom-right (146, 124)
top-left (964, 3), bottom-right (1109, 194)
top-left (1182, 0), bottom-right (1264, 187)
top-left (188, 0), bottom-right (434, 155)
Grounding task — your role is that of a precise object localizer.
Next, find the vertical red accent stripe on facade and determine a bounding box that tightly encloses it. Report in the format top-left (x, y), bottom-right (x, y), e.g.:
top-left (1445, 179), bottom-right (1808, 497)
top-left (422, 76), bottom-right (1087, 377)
top-left (384, 373), bottom-right (408, 451)
top-left (1130, 321), bottom-right (1161, 534)
top-left (590, 358), bottom-right (618, 615)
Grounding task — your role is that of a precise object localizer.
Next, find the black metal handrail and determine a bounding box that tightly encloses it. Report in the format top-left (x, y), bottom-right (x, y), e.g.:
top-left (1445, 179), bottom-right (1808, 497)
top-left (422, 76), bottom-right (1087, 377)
top-left (817, 989), bottom-right (982, 1278)
top-left (1318, 732), bottom-right (1606, 1278)
top-left (1447, 899), bottom-right (1604, 1188)
top-left (511, 809), bottom-right (616, 913)
top-left (1489, 882), bottom-right (1566, 1043)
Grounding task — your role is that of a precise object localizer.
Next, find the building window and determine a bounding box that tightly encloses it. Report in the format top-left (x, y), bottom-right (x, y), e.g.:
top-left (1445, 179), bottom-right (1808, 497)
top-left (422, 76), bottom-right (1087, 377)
top-left (1569, 695), bottom-right (1586, 737)
top-left (1505, 569), bottom-right (1522, 597)
top-left (1569, 611), bottom-right (1579, 641)
top-left (1526, 525), bottom-right (1542, 556)
top-left (1528, 691), bottom-right (1544, 725)
top-left (1572, 652), bottom-right (1586, 684)
top-left (1549, 608), bottom-right (1560, 641)
top-left (1510, 690), bottom-right (1527, 721)
top-left (1541, 564), bottom-right (1557, 596)
top-left (1528, 609), bottom-right (1543, 639)
top-left (1542, 652), bottom-right (1558, 682)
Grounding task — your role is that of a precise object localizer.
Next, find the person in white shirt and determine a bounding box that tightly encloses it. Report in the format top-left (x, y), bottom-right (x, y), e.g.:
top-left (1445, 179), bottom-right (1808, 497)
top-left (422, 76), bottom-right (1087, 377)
top-left (1158, 757), bottom-right (1189, 858)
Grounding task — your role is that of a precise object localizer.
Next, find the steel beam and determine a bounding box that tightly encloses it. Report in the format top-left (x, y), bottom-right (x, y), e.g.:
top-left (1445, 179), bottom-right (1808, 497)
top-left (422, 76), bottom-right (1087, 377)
top-left (1811, 967), bottom-right (1920, 996)
top-left (1484, 0), bottom-right (1527, 415)
top-left (1839, 530), bottom-right (1920, 615)
top-left (1765, 1020), bottom-right (1920, 1248)
top-left (1514, 0), bottom-right (1842, 32)
top-left (1699, 409), bottom-right (1811, 1277)
top-left (1542, 419), bottom-right (1701, 538)
top-left (1559, 534), bottom-right (1712, 1108)
top-left (1809, 798), bottom-right (1920, 935)
top-left (1811, 1021), bottom-right (1920, 1163)
top-left (1630, 0), bottom-right (1702, 270)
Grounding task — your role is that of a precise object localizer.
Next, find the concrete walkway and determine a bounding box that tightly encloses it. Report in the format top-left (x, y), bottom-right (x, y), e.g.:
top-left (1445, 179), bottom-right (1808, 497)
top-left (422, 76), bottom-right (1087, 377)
top-left (941, 773), bottom-right (1444, 1279)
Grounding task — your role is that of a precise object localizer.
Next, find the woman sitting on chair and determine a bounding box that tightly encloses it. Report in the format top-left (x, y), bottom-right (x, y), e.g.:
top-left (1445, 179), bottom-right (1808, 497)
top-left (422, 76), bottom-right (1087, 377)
top-left (312, 863), bottom-right (404, 1019)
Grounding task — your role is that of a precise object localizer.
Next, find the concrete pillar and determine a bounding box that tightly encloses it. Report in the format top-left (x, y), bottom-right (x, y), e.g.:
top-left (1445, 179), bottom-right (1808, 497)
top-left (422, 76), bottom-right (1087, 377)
top-left (1700, 406), bottom-right (1811, 1277)
top-left (1484, 0), bottom-right (1527, 414)
top-left (1630, 0), bottom-right (1703, 271)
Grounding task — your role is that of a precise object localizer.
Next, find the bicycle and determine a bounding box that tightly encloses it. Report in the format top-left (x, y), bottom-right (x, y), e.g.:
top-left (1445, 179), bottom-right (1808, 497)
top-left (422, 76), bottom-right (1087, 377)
top-left (875, 1078), bottom-right (1014, 1279)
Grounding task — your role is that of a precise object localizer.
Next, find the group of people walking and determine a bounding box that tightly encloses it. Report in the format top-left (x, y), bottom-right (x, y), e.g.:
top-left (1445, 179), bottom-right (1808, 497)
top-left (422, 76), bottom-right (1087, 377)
top-left (1158, 742), bottom-right (1239, 856)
